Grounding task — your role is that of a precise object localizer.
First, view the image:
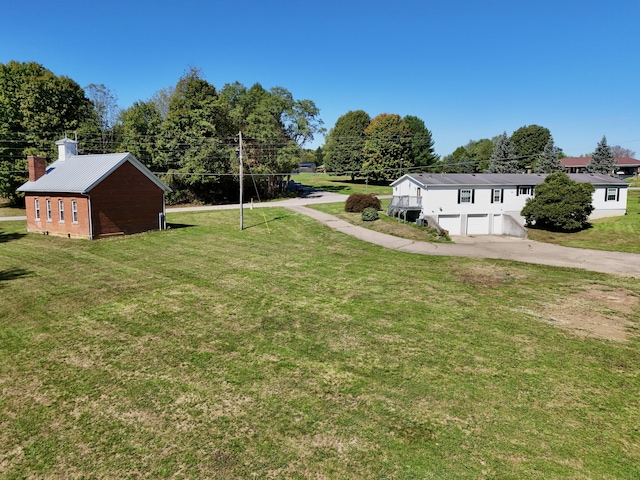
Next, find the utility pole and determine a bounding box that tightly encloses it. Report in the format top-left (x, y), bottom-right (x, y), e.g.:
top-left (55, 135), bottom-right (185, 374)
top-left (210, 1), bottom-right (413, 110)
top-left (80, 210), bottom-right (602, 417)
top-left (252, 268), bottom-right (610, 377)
top-left (238, 132), bottom-right (244, 230)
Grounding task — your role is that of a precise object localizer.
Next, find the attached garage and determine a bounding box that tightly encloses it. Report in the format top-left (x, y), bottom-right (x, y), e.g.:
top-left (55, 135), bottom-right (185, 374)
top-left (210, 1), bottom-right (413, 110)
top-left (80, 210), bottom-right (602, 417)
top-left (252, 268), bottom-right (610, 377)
top-left (466, 214), bottom-right (490, 235)
top-left (438, 214), bottom-right (461, 235)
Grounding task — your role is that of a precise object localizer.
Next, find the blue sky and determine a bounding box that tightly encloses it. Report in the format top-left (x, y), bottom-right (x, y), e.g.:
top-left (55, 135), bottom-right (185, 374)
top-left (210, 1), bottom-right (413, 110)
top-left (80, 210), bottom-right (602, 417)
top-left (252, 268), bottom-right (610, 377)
top-left (2, 0), bottom-right (639, 157)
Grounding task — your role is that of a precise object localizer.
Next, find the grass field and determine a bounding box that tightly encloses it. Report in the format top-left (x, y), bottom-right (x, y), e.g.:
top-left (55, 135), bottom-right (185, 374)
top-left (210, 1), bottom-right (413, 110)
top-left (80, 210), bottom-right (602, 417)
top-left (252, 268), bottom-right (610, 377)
top-left (0, 199), bottom-right (25, 217)
top-left (1, 207), bottom-right (639, 478)
top-left (292, 172), bottom-right (393, 196)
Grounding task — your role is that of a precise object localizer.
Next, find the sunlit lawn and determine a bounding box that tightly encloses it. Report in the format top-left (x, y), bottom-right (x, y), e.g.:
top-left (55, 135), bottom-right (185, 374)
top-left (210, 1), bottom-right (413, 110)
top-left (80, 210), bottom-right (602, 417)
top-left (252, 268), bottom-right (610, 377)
top-left (0, 199), bottom-right (25, 217)
top-left (1, 208), bottom-right (639, 478)
top-left (293, 172), bottom-right (392, 196)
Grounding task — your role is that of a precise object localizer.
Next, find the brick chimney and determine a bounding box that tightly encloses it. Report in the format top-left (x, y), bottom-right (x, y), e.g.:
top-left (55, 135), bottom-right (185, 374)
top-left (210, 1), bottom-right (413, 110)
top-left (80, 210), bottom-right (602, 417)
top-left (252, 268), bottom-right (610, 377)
top-left (28, 156), bottom-right (47, 182)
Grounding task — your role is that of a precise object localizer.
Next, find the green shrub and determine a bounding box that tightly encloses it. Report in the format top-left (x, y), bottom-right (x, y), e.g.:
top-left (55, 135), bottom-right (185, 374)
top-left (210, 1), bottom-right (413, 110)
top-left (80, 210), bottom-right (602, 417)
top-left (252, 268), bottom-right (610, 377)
top-left (362, 207), bottom-right (379, 221)
top-left (345, 193), bottom-right (381, 212)
top-left (521, 172), bottom-right (594, 231)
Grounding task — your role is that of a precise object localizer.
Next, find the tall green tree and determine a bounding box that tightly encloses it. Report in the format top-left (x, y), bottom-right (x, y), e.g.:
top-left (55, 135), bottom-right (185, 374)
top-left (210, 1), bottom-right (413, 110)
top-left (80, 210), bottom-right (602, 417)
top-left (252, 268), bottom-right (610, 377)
top-left (442, 146), bottom-right (473, 173)
top-left (510, 124), bottom-right (551, 171)
top-left (221, 82), bottom-right (324, 196)
top-left (0, 61), bottom-right (98, 205)
top-left (403, 115), bottom-right (439, 169)
top-left (323, 110), bottom-right (371, 179)
top-left (534, 136), bottom-right (563, 173)
top-left (587, 136), bottom-right (615, 174)
top-left (156, 68), bottom-right (234, 203)
top-left (362, 114), bottom-right (412, 181)
top-left (441, 138), bottom-right (495, 173)
top-left (118, 100), bottom-right (163, 167)
top-left (488, 132), bottom-right (519, 173)
top-left (521, 172), bottom-right (594, 231)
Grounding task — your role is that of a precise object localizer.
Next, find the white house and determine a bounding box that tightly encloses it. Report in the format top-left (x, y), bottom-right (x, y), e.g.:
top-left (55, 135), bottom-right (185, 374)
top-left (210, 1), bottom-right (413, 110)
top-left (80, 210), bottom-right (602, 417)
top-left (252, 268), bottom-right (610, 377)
top-left (388, 173), bottom-right (628, 237)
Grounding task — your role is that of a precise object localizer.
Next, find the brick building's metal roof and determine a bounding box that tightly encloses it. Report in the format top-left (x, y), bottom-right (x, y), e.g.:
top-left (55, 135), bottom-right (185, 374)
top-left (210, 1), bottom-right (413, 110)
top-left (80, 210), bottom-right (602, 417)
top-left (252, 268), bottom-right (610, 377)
top-left (17, 153), bottom-right (171, 194)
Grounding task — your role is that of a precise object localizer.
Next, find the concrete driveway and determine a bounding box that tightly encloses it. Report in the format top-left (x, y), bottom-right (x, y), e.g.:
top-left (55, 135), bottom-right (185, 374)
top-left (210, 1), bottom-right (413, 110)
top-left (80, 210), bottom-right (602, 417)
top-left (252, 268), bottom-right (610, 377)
top-left (284, 204), bottom-right (640, 278)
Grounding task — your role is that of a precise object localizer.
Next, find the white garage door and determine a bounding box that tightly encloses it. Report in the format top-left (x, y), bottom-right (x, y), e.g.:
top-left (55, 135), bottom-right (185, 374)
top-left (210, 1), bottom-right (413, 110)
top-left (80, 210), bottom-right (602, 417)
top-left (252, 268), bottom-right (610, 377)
top-left (467, 214), bottom-right (490, 235)
top-left (438, 214), bottom-right (461, 235)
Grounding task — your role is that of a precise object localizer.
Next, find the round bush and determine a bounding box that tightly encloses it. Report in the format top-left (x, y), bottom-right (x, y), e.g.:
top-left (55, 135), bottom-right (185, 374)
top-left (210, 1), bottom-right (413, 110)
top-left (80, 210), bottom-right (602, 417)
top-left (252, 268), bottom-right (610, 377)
top-left (345, 193), bottom-right (381, 212)
top-left (361, 207), bottom-right (379, 222)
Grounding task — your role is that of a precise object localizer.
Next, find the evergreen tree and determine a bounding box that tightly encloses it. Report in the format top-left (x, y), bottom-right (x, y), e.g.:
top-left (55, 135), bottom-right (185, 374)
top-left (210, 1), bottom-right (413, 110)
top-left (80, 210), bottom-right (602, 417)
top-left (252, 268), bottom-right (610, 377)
top-left (403, 115), bottom-right (439, 169)
top-left (587, 136), bottom-right (615, 174)
top-left (488, 132), bottom-right (519, 173)
top-left (534, 136), bottom-right (563, 173)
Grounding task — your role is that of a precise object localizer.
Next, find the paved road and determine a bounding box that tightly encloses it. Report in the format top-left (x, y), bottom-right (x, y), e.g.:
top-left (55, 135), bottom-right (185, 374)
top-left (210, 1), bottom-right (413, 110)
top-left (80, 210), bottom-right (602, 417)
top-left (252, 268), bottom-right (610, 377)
top-left (4, 189), bottom-right (640, 277)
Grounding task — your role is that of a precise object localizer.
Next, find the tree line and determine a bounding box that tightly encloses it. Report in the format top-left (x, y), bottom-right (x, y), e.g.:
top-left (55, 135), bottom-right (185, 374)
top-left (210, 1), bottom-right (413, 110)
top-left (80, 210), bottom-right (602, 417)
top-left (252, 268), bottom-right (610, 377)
top-left (0, 62), bottom-right (323, 206)
top-left (322, 111), bottom-right (439, 181)
top-left (442, 124), bottom-right (634, 175)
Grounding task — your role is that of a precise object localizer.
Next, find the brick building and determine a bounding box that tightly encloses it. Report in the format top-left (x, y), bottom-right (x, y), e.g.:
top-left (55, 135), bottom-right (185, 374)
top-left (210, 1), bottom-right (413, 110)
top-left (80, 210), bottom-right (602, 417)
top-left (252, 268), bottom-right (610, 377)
top-left (17, 138), bottom-right (172, 239)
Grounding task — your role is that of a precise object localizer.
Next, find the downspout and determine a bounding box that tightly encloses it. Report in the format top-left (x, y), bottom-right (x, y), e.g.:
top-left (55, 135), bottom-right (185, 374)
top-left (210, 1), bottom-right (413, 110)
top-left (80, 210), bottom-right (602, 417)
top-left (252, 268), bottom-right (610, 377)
top-left (161, 193), bottom-right (167, 230)
top-left (85, 193), bottom-right (94, 240)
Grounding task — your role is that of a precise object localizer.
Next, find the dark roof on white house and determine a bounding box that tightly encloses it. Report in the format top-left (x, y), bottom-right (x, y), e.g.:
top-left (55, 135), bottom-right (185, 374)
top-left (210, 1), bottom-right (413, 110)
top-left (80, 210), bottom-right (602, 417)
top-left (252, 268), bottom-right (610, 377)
top-left (17, 152), bottom-right (172, 194)
top-left (391, 173), bottom-right (628, 188)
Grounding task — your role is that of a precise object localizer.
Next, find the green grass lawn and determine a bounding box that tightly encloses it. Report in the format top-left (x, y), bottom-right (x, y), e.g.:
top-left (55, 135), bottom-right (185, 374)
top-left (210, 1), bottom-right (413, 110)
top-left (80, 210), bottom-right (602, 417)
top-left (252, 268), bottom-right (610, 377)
top-left (312, 200), bottom-right (451, 243)
top-left (293, 172), bottom-right (393, 196)
top-left (0, 199), bottom-right (25, 217)
top-left (527, 190), bottom-right (640, 253)
top-left (1, 208), bottom-right (639, 478)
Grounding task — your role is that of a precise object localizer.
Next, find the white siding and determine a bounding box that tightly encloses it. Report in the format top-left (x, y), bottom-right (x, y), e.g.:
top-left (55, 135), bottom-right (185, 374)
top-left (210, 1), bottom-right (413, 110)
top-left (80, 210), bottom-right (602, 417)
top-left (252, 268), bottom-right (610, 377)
top-left (591, 186), bottom-right (628, 218)
top-left (390, 176), bottom-right (629, 236)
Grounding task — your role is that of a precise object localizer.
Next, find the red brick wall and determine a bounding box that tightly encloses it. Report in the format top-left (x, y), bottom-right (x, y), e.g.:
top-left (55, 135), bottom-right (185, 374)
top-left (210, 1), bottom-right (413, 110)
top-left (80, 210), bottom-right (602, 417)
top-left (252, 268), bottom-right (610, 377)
top-left (89, 161), bottom-right (165, 237)
top-left (24, 194), bottom-right (91, 238)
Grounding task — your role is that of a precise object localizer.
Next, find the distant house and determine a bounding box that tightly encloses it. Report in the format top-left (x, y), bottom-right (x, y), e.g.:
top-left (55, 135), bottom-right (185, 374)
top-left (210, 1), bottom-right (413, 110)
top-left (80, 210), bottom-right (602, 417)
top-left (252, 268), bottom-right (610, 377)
top-left (17, 138), bottom-right (172, 239)
top-left (388, 173), bottom-right (628, 237)
top-left (296, 162), bottom-right (316, 173)
top-left (561, 157), bottom-right (640, 178)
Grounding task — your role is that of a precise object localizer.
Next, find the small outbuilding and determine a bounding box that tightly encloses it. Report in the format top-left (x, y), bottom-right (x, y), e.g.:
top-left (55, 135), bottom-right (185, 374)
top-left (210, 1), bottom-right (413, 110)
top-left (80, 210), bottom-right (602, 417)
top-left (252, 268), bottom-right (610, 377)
top-left (17, 138), bottom-right (172, 239)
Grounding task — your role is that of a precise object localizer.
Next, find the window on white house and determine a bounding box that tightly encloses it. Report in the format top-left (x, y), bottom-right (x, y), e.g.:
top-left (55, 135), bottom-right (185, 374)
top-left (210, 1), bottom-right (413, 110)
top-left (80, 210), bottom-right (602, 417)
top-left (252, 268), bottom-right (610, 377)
top-left (46, 199), bottom-right (52, 222)
top-left (492, 189), bottom-right (502, 203)
top-left (518, 186), bottom-right (533, 195)
top-left (417, 188), bottom-right (421, 197)
top-left (460, 189), bottom-right (472, 203)
top-left (606, 188), bottom-right (618, 201)
top-left (72, 200), bottom-right (78, 224)
top-left (58, 199), bottom-right (64, 223)
top-left (34, 198), bottom-right (40, 220)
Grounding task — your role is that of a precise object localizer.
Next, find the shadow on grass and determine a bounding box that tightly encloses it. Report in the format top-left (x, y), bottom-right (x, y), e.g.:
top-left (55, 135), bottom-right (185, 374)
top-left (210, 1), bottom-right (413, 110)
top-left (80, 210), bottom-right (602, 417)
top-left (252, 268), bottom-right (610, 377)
top-left (244, 213), bottom-right (294, 230)
top-left (166, 223), bottom-right (196, 230)
top-left (307, 185), bottom-right (351, 194)
top-left (0, 268), bottom-right (31, 287)
top-left (526, 223), bottom-right (593, 234)
top-left (0, 231), bottom-right (27, 243)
